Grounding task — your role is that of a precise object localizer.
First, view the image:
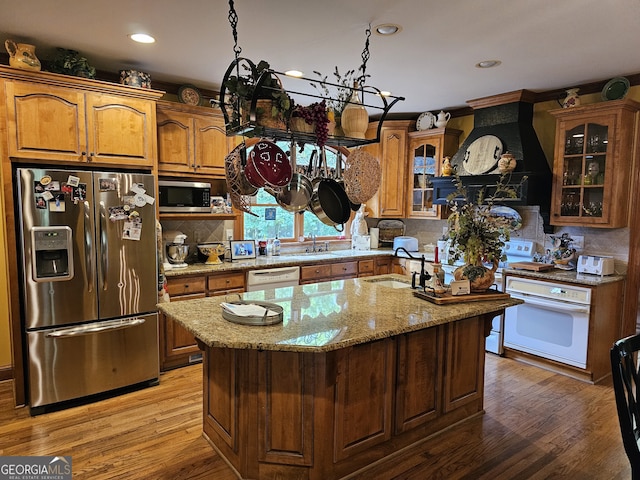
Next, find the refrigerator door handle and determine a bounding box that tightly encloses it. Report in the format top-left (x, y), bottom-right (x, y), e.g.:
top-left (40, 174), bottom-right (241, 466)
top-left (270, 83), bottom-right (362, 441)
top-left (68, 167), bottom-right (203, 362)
top-left (83, 200), bottom-right (94, 293)
top-left (45, 318), bottom-right (146, 338)
top-left (99, 201), bottom-right (108, 291)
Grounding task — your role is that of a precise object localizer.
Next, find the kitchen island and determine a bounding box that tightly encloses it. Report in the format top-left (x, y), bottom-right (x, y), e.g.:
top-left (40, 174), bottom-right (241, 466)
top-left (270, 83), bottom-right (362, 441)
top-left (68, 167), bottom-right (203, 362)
top-left (158, 274), bottom-right (522, 480)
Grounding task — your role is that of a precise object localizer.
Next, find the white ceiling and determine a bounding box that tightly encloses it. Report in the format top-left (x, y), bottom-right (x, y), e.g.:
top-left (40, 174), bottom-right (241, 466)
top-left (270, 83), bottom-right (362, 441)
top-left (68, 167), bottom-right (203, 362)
top-left (2, 0), bottom-right (639, 115)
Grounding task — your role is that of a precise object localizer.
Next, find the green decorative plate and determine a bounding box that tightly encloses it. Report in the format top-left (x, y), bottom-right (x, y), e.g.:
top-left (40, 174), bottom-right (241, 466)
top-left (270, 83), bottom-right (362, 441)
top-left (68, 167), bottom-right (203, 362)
top-left (601, 77), bottom-right (630, 101)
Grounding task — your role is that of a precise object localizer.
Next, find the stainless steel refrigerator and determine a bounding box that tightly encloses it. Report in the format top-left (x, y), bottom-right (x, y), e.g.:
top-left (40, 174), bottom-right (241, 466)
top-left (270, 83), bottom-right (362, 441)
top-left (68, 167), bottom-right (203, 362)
top-left (16, 167), bottom-right (159, 412)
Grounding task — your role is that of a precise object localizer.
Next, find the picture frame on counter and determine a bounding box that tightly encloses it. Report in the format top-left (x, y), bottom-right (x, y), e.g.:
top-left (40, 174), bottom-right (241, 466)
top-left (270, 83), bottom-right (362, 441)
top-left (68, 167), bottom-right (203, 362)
top-left (230, 240), bottom-right (256, 261)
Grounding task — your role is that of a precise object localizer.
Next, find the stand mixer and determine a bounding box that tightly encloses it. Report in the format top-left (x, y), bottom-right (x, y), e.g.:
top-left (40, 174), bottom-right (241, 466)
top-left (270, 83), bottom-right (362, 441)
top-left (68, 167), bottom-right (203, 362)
top-left (163, 231), bottom-right (189, 269)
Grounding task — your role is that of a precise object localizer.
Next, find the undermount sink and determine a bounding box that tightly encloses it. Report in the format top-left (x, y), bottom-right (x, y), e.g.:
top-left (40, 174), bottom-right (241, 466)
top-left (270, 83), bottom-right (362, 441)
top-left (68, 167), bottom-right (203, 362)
top-left (365, 277), bottom-right (412, 289)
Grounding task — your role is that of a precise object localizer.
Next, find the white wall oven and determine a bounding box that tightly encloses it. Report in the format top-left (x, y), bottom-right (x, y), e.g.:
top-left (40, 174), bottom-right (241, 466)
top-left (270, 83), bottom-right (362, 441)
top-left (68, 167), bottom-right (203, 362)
top-left (503, 277), bottom-right (591, 368)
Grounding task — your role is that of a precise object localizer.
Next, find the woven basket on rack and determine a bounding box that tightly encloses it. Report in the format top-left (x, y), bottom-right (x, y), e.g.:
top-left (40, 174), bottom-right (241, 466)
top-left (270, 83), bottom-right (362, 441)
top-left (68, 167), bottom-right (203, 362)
top-left (289, 116), bottom-right (315, 133)
top-left (343, 148), bottom-right (382, 204)
top-left (241, 99), bottom-right (287, 130)
top-left (224, 142), bottom-right (255, 215)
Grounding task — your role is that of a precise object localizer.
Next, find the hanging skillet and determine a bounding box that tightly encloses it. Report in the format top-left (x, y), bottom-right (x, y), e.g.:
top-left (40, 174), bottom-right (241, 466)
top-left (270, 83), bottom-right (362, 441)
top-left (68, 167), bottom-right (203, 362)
top-left (309, 148), bottom-right (351, 231)
top-left (334, 149), bottom-right (361, 212)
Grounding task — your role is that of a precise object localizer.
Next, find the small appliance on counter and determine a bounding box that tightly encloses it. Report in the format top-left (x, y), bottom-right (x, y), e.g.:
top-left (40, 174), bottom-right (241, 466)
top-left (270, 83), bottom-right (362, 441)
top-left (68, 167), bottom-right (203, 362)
top-left (577, 255), bottom-right (615, 275)
top-left (393, 236), bottom-right (419, 252)
top-left (163, 230), bottom-right (189, 269)
top-left (377, 219), bottom-right (405, 246)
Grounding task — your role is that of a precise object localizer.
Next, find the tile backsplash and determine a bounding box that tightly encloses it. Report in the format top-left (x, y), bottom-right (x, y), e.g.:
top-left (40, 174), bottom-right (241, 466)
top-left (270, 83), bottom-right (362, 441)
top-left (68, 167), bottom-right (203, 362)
top-left (372, 205), bottom-right (630, 273)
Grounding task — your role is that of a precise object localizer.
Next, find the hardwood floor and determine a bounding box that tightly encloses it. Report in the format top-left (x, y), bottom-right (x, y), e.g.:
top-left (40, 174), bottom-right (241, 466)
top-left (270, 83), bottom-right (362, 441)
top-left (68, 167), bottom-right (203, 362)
top-left (0, 355), bottom-right (631, 480)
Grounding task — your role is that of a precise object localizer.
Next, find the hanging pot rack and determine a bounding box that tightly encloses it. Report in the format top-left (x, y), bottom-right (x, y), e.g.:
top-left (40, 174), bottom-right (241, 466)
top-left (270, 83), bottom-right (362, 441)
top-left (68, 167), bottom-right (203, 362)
top-left (221, 1), bottom-right (404, 149)
top-left (219, 58), bottom-right (404, 147)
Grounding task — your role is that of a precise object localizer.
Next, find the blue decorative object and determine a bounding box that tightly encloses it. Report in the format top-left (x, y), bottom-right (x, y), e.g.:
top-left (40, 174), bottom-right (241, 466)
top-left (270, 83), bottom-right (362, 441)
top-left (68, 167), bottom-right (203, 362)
top-left (265, 208), bottom-right (276, 220)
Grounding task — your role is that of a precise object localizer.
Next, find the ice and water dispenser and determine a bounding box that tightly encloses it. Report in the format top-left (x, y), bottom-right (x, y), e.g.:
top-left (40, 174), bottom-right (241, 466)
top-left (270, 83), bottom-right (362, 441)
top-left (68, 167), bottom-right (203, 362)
top-left (30, 226), bottom-right (74, 282)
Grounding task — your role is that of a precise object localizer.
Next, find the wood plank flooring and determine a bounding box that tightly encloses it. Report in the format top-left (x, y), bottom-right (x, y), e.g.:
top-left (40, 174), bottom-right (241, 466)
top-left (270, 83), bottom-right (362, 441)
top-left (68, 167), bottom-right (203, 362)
top-left (0, 355), bottom-right (631, 479)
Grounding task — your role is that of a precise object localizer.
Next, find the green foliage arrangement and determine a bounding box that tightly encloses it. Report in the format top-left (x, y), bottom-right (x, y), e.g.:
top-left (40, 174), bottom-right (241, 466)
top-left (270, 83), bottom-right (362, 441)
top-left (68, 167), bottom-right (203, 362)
top-left (446, 174), bottom-right (525, 278)
top-left (48, 48), bottom-right (96, 79)
top-left (223, 60), bottom-right (292, 126)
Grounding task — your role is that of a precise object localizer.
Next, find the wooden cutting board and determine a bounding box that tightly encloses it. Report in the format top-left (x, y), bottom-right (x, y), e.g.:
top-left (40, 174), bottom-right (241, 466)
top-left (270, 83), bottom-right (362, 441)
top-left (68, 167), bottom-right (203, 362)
top-left (413, 289), bottom-right (510, 305)
top-left (508, 261), bottom-right (555, 271)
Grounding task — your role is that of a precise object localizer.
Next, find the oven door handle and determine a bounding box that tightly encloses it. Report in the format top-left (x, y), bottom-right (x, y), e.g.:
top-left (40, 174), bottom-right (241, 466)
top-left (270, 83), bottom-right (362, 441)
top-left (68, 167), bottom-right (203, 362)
top-left (508, 292), bottom-right (590, 314)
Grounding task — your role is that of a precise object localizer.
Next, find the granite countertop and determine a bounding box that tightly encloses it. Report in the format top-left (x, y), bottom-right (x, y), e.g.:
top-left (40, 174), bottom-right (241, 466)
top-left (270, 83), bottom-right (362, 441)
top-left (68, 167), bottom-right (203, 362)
top-left (502, 267), bottom-right (625, 286)
top-left (163, 248), bottom-right (411, 277)
top-left (158, 273), bottom-right (522, 353)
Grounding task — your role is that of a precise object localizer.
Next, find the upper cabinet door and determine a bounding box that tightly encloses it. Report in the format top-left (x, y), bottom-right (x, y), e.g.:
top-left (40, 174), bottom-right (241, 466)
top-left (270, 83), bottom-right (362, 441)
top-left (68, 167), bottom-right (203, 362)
top-left (156, 101), bottom-right (229, 178)
top-left (157, 108), bottom-right (195, 172)
top-left (5, 80), bottom-right (88, 162)
top-left (193, 115), bottom-right (228, 177)
top-left (407, 128), bottom-right (462, 219)
top-left (363, 121), bottom-right (410, 218)
top-left (85, 93), bottom-right (156, 167)
top-left (550, 100), bottom-right (640, 228)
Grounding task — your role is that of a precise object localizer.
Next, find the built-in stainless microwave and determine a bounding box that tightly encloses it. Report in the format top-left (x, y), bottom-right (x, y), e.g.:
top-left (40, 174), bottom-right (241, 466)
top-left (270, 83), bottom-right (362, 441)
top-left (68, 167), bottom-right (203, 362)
top-left (158, 180), bottom-right (211, 213)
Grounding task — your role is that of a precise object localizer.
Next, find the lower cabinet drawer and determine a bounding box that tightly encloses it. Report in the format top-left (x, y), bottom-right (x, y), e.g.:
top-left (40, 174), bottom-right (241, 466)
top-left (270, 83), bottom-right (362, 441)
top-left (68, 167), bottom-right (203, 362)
top-left (208, 272), bottom-right (245, 293)
top-left (331, 261), bottom-right (358, 277)
top-left (301, 264), bottom-right (332, 282)
top-left (167, 276), bottom-right (206, 296)
top-left (358, 259), bottom-right (375, 275)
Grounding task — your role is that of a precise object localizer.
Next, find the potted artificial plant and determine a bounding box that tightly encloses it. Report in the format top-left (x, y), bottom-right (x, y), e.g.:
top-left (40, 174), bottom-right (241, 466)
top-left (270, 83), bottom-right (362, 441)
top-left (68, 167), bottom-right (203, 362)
top-left (48, 48), bottom-right (96, 79)
top-left (445, 174), bottom-right (523, 292)
top-left (223, 59), bottom-right (292, 129)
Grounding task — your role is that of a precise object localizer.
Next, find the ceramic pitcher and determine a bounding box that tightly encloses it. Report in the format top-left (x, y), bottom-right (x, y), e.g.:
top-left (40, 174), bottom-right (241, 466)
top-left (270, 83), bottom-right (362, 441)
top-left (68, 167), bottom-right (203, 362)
top-left (5, 40), bottom-right (41, 71)
top-left (435, 110), bottom-right (451, 128)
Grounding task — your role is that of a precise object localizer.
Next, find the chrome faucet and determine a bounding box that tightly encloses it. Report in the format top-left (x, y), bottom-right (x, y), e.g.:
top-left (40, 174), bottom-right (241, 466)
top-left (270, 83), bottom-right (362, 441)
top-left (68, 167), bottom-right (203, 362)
top-left (311, 233), bottom-right (317, 252)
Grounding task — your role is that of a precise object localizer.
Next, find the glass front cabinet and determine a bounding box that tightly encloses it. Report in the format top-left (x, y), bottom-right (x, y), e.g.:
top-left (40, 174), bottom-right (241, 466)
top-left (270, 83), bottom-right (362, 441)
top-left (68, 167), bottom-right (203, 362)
top-left (550, 99), bottom-right (640, 228)
top-left (407, 128), bottom-right (461, 219)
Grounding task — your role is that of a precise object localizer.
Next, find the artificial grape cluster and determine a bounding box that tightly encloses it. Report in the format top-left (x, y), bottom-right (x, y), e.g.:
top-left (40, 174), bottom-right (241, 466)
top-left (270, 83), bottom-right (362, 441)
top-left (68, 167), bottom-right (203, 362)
top-left (292, 100), bottom-right (330, 147)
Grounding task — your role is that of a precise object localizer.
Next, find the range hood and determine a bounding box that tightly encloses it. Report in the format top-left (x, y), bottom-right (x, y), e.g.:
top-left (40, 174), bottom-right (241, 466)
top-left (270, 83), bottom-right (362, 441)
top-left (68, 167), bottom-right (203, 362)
top-left (432, 90), bottom-right (552, 230)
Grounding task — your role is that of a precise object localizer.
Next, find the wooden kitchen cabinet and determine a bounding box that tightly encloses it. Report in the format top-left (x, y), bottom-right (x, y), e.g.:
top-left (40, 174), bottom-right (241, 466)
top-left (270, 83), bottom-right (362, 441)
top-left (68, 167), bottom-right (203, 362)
top-left (157, 101), bottom-right (232, 177)
top-left (300, 261), bottom-right (358, 284)
top-left (161, 271), bottom-right (246, 370)
top-left (406, 128), bottom-right (461, 219)
top-left (162, 275), bottom-right (207, 370)
top-left (363, 120), bottom-right (410, 218)
top-left (4, 76), bottom-right (160, 166)
top-left (374, 256), bottom-right (391, 275)
top-left (550, 99), bottom-right (640, 228)
top-left (207, 271), bottom-right (245, 295)
top-left (358, 259), bottom-right (374, 277)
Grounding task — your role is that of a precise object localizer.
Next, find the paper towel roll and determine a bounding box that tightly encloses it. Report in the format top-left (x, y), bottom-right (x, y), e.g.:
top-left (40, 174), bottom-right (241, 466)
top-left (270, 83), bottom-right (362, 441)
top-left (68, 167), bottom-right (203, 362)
top-left (370, 228), bottom-right (379, 249)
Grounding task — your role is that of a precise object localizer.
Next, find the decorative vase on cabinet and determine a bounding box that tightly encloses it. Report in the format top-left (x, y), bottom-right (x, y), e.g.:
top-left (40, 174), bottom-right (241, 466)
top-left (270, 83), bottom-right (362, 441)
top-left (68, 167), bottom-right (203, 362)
top-left (4, 40), bottom-right (41, 71)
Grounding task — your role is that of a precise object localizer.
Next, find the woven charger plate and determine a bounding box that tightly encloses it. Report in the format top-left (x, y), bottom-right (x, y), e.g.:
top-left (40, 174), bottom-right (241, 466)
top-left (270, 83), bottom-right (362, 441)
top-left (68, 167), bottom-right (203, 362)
top-left (343, 149), bottom-right (381, 204)
top-left (224, 142), bottom-right (255, 214)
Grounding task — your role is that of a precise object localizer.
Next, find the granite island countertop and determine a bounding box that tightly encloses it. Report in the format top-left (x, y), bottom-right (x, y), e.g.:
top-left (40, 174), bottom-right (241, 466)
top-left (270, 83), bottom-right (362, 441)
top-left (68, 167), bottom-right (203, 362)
top-left (158, 273), bottom-right (522, 353)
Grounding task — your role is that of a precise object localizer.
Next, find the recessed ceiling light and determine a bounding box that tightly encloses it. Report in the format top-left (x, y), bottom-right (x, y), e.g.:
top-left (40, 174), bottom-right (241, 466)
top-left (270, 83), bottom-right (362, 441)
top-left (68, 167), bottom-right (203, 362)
top-left (475, 60), bottom-right (501, 69)
top-left (129, 33), bottom-right (156, 44)
top-left (374, 24), bottom-right (402, 36)
top-left (285, 70), bottom-right (304, 78)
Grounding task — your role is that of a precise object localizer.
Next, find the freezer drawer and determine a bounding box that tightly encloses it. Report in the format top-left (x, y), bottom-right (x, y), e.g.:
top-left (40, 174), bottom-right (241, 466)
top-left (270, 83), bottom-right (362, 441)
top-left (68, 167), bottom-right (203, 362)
top-left (27, 313), bottom-right (159, 409)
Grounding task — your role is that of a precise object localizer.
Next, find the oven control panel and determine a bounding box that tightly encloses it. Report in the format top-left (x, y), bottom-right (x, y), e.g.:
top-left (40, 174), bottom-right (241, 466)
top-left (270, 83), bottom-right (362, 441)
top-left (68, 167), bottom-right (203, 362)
top-left (505, 277), bottom-right (591, 305)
